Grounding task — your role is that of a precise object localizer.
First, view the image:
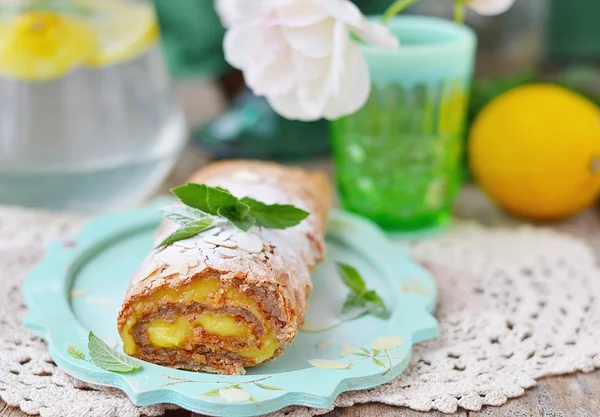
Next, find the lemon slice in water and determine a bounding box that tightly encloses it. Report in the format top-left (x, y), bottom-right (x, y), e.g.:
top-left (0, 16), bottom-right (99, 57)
top-left (0, 12), bottom-right (96, 81)
top-left (0, 1), bottom-right (159, 81)
top-left (86, 0), bottom-right (159, 67)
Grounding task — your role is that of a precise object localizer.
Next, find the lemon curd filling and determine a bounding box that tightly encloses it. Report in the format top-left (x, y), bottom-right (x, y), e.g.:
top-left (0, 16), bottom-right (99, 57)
top-left (146, 314), bottom-right (251, 348)
top-left (121, 278), bottom-right (280, 363)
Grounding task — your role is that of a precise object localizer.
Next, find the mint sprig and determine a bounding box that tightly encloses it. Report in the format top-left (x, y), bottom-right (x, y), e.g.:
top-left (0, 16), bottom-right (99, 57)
top-left (157, 183), bottom-right (310, 248)
top-left (338, 263), bottom-right (391, 320)
top-left (67, 332), bottom-right (141, 374)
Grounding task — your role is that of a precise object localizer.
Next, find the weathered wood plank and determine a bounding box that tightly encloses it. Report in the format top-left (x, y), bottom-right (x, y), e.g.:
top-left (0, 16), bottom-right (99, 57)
top-left (469, 372), bottom-right (600, 417)
top-left (328, 403), bottom-right (467, 417)
top-left (166, 409), bottom-right (193, 417)
top-left (0, 403), bottom-right (27, 417)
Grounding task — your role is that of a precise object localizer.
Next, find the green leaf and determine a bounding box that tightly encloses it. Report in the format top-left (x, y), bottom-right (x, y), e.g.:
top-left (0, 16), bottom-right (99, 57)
top-left (202, 388), bottom-right (221, 397)
top-left (172, 183), bottom-right (237, 215)
top-left (359, 347), bottom-right (370, 355)
top-left (342, 293), bottom-right (365, 314)
top-left (337, 263), bottom-right (391, 320)
top-left (162, 205), bottom-right (209, 225)
top-left (255, 383), bottom-right (283, 391)
top-left (169, 183), bottom-right (309, 233)
top-left (218, 202), bottom-right (250, 220)
top-left (372, 358), bottom-right (386, 368)
top-left (353, 352), bottom-right (370, 358)
top-left (67, 344), bottom-right (86, 360)
top-left (156, 218), bottom-right (214, 248)
top-left (242, 198), bottom-right (310, 229)
top-left (88, 332), bottom-right (141, 373)
top-left (218, 203), bottom-right (255, 232)
top-left (364, 291), bottom-right (391, 319)
top-left (372, 349), bottom-right (381, 356)
top-left (337, 263), bottom-right (367, 295)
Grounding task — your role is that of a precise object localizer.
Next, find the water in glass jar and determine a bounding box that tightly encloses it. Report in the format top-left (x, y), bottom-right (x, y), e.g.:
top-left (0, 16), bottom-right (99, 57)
top-left (0, 47), bottom-right (186, 211)
top-left (0, 3), bottom-right (187, 211)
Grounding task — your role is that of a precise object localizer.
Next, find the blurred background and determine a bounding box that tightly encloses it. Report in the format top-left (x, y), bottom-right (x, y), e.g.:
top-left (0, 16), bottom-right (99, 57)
top-left (158, 0), bottom-right (600, 164)
top-left (2, 0), bottom-right (600, 228)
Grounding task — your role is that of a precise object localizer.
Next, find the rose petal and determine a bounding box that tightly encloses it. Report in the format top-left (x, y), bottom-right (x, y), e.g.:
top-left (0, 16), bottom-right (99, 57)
top-left (326, 20), bottom-right (349, 97)
top-left (223, 24), bottom-right (273, 69)
top-left (268, 92), bottom-right (316, 121)
top-left (292, 52), bottom-right (330, 81)
top-left (353, 20), bottom-right (399, 50)
top-left (311, 0), bottom-right (364, 28)
top-left (297, 74), bottom-right (330, 119)
top-left (276, 1), bottom-right (328, 27)
top-left (281, 18), bottom-right (335, 59)
top-left (466, 0), bottom-right (516, 15)
top-left (215, 0), bottom-right (260, 27)
top-left (313, 0), bottom-right (398, 49)
top-left (245, 56), bottom-right (296, 97)
top-left (322, 43), bottom-right (371, 120)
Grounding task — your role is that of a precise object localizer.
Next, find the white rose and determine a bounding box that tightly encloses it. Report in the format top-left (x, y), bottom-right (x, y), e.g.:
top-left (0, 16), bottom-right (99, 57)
top-left (216, 0), bottom-right (398, 121)
top-left (466, 0), bottom-right (516, 16)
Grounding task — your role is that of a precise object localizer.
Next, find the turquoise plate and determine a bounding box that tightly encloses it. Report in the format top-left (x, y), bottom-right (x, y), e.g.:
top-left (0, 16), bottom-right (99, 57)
top-left (23, 203), bottom-right (438, 416)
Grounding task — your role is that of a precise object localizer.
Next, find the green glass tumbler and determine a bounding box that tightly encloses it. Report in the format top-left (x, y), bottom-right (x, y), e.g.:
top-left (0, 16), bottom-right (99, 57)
top-left (331, 16), bottom-right (476, 232)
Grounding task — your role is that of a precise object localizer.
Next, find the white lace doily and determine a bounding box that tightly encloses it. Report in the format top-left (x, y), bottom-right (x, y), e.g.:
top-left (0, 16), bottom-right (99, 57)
top-left (1, 206), bottom-right (600, 416)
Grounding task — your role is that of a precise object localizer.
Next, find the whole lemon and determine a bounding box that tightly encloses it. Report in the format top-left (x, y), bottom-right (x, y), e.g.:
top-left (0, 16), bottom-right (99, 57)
top-left (469, 84), bottom-right (600, 220)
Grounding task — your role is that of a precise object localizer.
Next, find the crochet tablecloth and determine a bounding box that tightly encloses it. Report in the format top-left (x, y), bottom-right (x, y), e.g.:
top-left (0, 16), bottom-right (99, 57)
top-left (1, 205), bottom-right (599, 417)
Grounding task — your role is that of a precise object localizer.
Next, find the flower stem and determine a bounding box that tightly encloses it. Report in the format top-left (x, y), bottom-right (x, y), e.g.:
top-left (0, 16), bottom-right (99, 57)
top-left (454, 2), bottom-right (466, 24)
top-left (382, 0), bottom-right (421, 24)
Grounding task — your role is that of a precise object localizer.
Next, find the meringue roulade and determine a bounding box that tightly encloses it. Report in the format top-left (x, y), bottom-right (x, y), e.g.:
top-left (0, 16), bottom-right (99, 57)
top-left (117, 161), bottom-right (332, 375)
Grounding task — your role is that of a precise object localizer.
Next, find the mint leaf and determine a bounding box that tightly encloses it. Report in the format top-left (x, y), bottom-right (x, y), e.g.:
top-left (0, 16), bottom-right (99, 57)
top-left (172, 183), bottom-right (236, 215)
top-left (88, 332), bottom-right (141, 373)
top-left (338, 262), bottom-right (390, 320)
top-left (67, 344), bottom-right (86, 360)
top-left (338, 263), bottom-right (367, 294)
top-left (342, 292), bottom-right (365, 314)
top-left (168, 183), bottom-right (309, 234)
top-left (161, 205), bottom-right (209, 225)
top-left (156, 218), bottom-right (214, 248)
top-left (363, 290), bottom-right (391, 319)
top-left (242, 198), bottom-right (310, 229)
top-left (218, 203), bottom-right (255, 232)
